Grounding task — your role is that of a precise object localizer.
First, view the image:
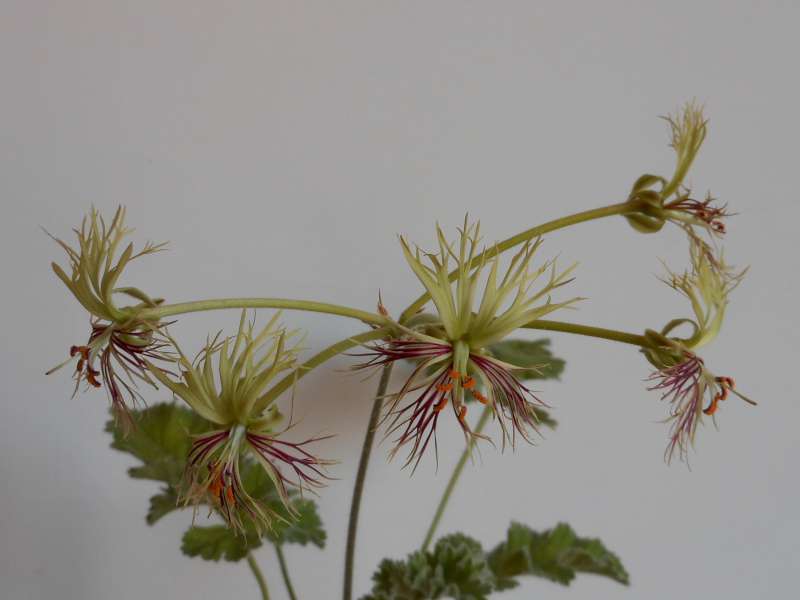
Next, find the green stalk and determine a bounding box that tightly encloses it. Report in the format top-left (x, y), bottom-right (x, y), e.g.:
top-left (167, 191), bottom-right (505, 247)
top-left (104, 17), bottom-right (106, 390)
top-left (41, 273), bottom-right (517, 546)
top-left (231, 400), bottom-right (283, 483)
top-left (246, 553), bottom-right (271, 600)
top-left (399, 201), bottom-right (636, 322)
top-left (141, 297), bottom-right (388, 327)
top-left (275, 545), bottom-right (298, 600)
top-left (259, 328), bottom-right (388, 406)
top-left (421, 405), bottom-right (492, 552)
top-left (523, 319), bottom-right (649, 347)
top-left (343, 363), bottom-right (394, 600)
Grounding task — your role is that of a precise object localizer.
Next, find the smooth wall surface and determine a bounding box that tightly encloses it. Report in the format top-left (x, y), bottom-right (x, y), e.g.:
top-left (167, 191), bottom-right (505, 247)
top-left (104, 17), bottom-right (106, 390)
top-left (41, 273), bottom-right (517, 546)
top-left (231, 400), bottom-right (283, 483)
top-left (2, 2), bottom-right (798, 599)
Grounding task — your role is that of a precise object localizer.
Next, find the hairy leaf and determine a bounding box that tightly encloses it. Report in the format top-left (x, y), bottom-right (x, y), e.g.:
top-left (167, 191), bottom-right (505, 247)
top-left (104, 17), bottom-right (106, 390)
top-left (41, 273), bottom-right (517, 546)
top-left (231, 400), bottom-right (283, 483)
top-left (106, 402), bottom-right (209, 486)
top-left (107, 402), bottom-right (326, 551)
top-left (146, 487), bottom-right (181, 525)
top-left (240, 460), bottom-right (326, 548)
top-left (362, 534), bottom-right (494, 600)
top-left (486, 339), bottom-right (565, 381)
top-left (488, 522), bottom-right (629, 588)
top-left (181, 525), bottom-right (263, 562)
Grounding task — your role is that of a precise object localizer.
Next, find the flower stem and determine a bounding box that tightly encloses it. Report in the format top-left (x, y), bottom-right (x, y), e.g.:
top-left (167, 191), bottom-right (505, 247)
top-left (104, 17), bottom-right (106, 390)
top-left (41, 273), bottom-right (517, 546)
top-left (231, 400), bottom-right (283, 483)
top-left (523, 319), bottom-right (649, 347)
top-left (343, 362), bottom-right (394, 600)
top-left (399, 201), bottom-right (637, 322)
top-left (275, 545), bottom-right (298, 600)
top-left (259, 328), bottom-right (388, 406)
top-left (141, 298), bottom-right (388, 327)
top-left (246, 552), bottom-right (271, 600)
top-left (421, 405), bottom-right (493, 552)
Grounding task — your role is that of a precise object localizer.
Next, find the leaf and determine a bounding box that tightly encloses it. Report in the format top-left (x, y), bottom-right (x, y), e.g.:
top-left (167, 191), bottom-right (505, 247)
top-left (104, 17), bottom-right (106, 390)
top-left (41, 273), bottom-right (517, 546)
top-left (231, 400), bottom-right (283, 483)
top-left (361, 534), bottom-right (495, 600)
top-left (105, 402), bottom-right (209, 486)
top-left (486, 339), bottom-right (565, 381)
top-left (147, 487), bottom-right (180, 525)
top-left (181, 525), bottom-right (263, 562)
top-left (239, 460), bottom-right (326, 548)
top-left (487, 522), bottom-right (629, 589)
top-left (108, 402), bottom-right (327, 552)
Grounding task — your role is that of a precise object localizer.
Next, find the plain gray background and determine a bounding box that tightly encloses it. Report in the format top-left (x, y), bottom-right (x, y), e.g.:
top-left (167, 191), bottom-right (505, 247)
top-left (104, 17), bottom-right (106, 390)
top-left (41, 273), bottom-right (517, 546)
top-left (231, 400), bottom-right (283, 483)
top-left (2, 1), bottom-right (798, 599)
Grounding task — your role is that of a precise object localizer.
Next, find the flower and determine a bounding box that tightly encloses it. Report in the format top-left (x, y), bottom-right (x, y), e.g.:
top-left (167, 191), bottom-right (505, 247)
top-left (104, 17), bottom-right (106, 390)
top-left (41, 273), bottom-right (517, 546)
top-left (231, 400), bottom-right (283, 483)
top-left (642, 239), bottom-right (754, 463)
top-left (625, 102), bottom-right (732, 238)
top-left (46, 207), bottom-right (171, 428)
top-left (148, 311), bottom-right (333, 533)
top-left (354, 218), bottom-right (580, 470)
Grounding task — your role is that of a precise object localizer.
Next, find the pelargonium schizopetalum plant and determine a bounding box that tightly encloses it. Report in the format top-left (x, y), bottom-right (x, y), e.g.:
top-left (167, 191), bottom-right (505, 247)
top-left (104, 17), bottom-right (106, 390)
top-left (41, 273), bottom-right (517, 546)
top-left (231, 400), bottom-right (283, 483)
top-left (47, 103), bottom-right (754, 599)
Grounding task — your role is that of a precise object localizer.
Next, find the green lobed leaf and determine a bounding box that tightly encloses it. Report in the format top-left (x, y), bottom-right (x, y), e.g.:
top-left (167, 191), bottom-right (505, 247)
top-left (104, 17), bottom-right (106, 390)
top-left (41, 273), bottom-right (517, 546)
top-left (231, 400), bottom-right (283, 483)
top-left (487, 522), bottom-right (629, 588)
top-left (239, 460), bottom-right (326, 548)
top-left (361, 534), bottom-right (495, 600)
top-left (105, 402), bottom-right (209, 486)
top-left (181, 525), bottom-right (263, 562)
top-left (486, 339), bottom-right (565, 381)
top-left (146, 487), bottom-right (180, 525)
top-left (364, 523), bottom-right (628, 598)
top-left (107, 402), bottom-right (326, 555)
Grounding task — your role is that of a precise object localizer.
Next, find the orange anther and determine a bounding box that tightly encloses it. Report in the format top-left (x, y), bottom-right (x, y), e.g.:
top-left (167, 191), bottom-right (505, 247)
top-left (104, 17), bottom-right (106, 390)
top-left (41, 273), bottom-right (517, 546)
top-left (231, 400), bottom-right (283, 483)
top-left (437, 383), bottom-right (453, 393)
top-left (703, 395), bottom-right (721, 416)
top-left (208, 477), bottom-right (223, 501)
top-left (457, 405), bottom-right (467, 421)
top-left (86, 368), bottom-right (101, 388)
top-left (225, 486), bottom-right (235, 505)
top-left (435, 396), bottom-right (449, 412)
top-left (472, 391), bottom-right (489, 405)
top-left (448, 369), bottom-right (461, 380)
top-left (462, 377), bottom-right (476, 389)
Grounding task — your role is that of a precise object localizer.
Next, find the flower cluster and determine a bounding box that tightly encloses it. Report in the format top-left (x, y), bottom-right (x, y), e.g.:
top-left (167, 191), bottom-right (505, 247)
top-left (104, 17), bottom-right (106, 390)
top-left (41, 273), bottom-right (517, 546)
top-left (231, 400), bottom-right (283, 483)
top-left (354, 218), bottom-right (580, 469)
top-left (147, 311), bottom-right (332, 533)
top-left (46, 207), bottom-right (171, 428)
top-left (625, 102), bottom-right (732, 240)
top-left (642, 239), bottom-right (754, 462)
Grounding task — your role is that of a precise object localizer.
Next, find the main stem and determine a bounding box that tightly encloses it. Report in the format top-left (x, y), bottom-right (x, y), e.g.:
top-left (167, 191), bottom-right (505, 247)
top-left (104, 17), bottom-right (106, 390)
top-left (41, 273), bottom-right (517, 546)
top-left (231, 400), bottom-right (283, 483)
top-left (246, 553), bottom-right (271, 600)
top-left (343, 363), bottom-right (394, 600)
top-left (400, 201), bottom-right (635, 322)
top-left (141, 297), bottom-right (388, 327)
top-left (275, 545), bottom-right (298, 600)
top-left (420, 405), bottom-right (492, 552)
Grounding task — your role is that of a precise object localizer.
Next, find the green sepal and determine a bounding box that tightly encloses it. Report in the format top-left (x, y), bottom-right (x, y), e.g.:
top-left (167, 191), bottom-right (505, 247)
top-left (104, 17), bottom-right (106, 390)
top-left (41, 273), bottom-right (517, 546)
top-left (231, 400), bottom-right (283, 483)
top-left (630, 173), bottom-right (667, 194)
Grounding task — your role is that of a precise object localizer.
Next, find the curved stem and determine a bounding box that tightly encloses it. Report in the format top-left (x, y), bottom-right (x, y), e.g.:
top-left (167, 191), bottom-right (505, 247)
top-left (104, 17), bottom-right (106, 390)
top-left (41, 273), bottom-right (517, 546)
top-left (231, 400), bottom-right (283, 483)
top-left (141, 297), bottom-right (388, 327)
top-left (523, 319), bottom-right (649, 347)
top-left (275, 545), bottom-right (298, 600)
top-left (399, 201), bottom-right (636, 322)
top-left (260, 328), bottom-right (388, 406)
top-left (343, 362), bottom-right (394, 600)
top-left (420, 405), bottom-right (492, 552)
top-left (246, 552), bottom-right (271, 600)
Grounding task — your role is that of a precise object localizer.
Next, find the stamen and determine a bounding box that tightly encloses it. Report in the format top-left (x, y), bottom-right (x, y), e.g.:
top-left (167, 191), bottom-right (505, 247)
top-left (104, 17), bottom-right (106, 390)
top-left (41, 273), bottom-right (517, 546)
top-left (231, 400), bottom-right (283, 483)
top-left (434, 396), bottom-right (449, 412)
top-left (471, 390), bottom-right (489, 405)
top-left (436, 382), bottom-right (453, 393)
top-left (462, 376), bottom-right (476, 389)
top-left (448, 369), bottom-right (461, 380)
top-left (457, 405), bottom-right (467, 421)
